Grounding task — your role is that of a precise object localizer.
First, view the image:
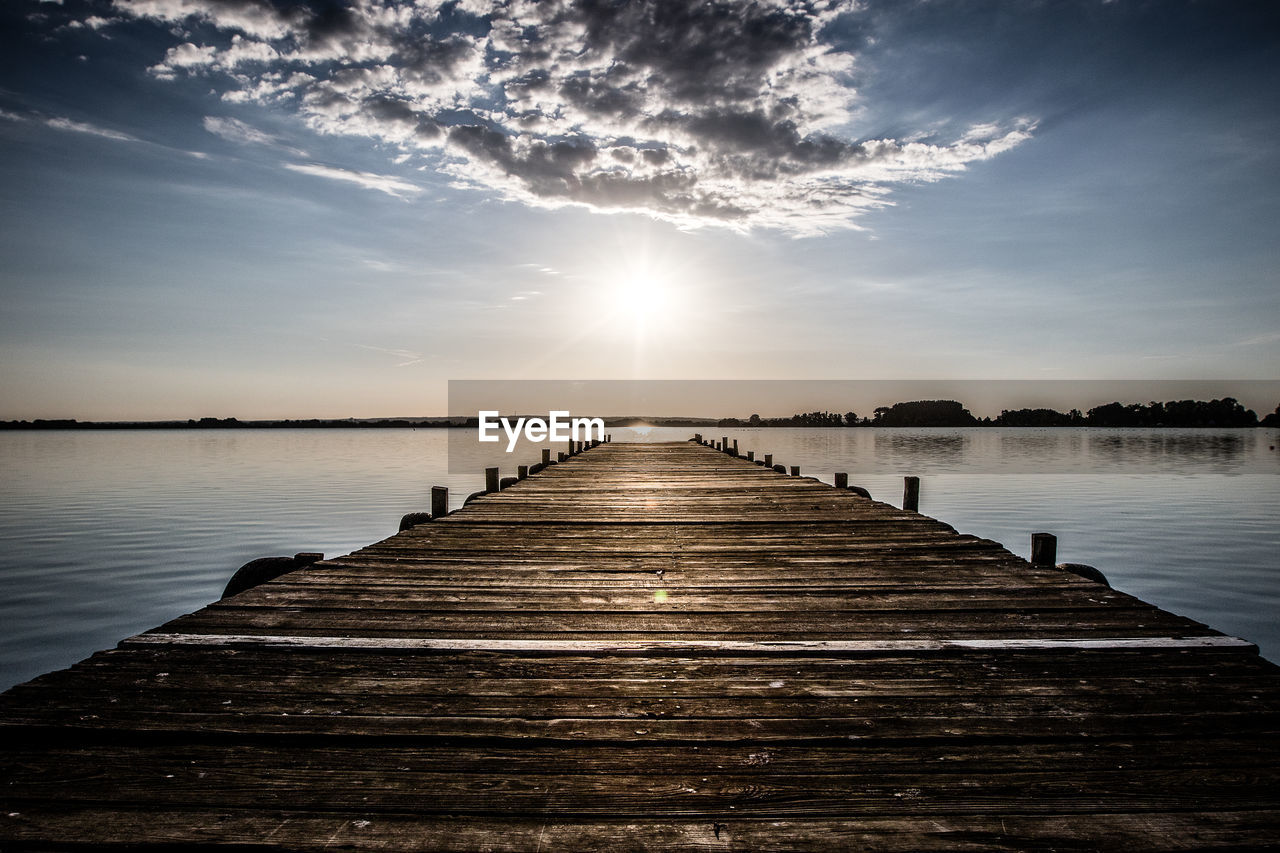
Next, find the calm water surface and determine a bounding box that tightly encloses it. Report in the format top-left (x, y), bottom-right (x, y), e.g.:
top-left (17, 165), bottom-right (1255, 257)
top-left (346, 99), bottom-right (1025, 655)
top-left (1, 427), bottom-right (1277, 690)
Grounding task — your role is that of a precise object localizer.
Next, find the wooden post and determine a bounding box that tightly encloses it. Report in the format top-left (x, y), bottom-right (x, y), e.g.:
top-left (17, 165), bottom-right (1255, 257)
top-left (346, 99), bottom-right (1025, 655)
top-left (835, 473), bottom-right (848, 489)
top-left (431, 486), bottom-right (448, 518)
top-left (568, 438), bottom-right (574, 456)
top-left (542, 448), bottom-right (551, 465)
top-left (1031, 533), bottom-right (1057, 567)
top-left (577, 441), bottom-right (584, 453)
top-left (485, 467), bottom-right (500, 493)
top-left (746, 451), bottom-right (755, 462)
top-left (903, 476), bottom-right (920, 512)
top-left (558, 452), bottom-right (566, 462)
top-left (789, 465), bottom-right (800, 476)
top-left (732, 439), bottom-right (739, 456)
top-left (518, 465), bottom-right (529, 480)
top-left (722, 436), bottom-right (729, 453)
top-left (764, 454), bottom-right (772, 467)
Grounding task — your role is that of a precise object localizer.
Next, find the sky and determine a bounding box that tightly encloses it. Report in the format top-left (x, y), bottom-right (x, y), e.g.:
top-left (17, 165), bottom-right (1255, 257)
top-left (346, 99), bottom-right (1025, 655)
top-left (1, 0), bottom-right (1278, 420)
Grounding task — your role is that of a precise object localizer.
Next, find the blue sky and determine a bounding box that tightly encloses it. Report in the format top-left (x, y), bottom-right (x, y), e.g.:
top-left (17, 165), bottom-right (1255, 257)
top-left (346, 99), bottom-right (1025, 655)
top-left (1, 0), bottom-right (1277, 419)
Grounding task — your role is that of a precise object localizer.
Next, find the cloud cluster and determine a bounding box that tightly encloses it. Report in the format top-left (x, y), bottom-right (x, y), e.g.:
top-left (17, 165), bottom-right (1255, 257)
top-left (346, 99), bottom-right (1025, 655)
top-left (103, 0), bottom-right (1032, 232)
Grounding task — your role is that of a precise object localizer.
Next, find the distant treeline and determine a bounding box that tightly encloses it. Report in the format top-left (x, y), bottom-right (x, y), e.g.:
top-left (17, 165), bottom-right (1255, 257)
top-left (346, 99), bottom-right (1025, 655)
top-left (0, 415), bottom-right (720, 431)
top-left (5, 400), bottom-right (1278, 430)
top-left (719, 398), bottom-right (1280, 428)
top-left (0, 417), bottom-right (466, 430)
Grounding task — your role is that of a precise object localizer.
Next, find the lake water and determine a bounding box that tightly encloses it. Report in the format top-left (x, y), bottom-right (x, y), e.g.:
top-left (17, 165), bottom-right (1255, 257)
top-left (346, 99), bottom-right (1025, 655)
top-left (1, 426), bottom-right (1277, 690)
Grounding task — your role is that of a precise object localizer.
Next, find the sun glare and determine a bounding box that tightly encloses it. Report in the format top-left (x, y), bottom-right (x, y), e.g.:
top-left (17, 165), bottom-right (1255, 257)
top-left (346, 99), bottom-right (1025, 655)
top-left (615, 274), bottom-right (670, 322)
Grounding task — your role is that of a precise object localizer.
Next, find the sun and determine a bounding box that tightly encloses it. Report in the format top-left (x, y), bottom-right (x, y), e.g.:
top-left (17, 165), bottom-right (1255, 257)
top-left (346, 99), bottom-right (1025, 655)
top-left (614, 273), bottom-right (670, 322)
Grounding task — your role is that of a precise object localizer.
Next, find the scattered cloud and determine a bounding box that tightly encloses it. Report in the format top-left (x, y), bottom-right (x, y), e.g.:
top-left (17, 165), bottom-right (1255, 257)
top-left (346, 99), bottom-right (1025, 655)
top-left (203, 115), bottom-right (306, 155)
top-left (203, 115), bottom-right (274, 145)
top-left (44, 115), bottom-right (141, 142)
top-left (283, 162), bottom-right (421, 198)
top-left (62, 15), bottom-right (113, 30)
top-left (75, 0), bottom-right (1033, 232)
top-left (356, 343), bottom-right (424, 367)
top-left (1235, 331), bottom-right (1280, 347)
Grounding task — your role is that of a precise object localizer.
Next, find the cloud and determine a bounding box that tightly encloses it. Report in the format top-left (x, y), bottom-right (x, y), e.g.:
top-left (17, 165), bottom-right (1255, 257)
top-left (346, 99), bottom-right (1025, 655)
top-left (87, 0), bottom-right (1033, 232)
top-left (1235, 331), bottom-right (1280, 347)
top-left (44, 115), bottom-right (141, 142)
top-left (356, 344), bottom-right (424, 367)
top-left (283, 162), bottom-right (421, 198)
top-left (203, 115), bottom-right (275, 145)
top-left (203, 115), bottom-right (307, 155)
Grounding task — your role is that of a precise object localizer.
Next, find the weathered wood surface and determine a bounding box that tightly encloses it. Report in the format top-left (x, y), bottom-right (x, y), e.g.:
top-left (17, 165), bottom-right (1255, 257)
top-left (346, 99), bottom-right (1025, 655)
top-left (2, 440), bottom-right (1278, 850)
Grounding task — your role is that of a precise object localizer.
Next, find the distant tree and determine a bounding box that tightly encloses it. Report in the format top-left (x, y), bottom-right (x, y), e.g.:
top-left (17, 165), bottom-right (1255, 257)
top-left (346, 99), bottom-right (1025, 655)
top-left (872, 400), bottom-right (978, 427)
top-left (1261, 405), bottom-right (1280, 427)
top-left (995, 408), bottom-right (1074, 427)
top-left (1087, 398), bottom-right (1256, 427)
top-left (844, 411), bottom-right (858, 427)
top-left (748, 413), bottom-right (762, 426)
top-left (787, 410), bottom-right (844, 427)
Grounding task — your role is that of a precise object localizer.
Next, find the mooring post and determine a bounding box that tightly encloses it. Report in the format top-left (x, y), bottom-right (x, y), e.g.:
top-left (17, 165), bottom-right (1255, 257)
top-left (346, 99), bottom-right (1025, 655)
top-left (518, 464), bottom-right (529, 480)
top-left (835, 472), bottom-right (848, 489)
top-left (790, 465), bottom-right (800, 476)
top-left (1031, 532), bottom-right (1058, 567)
top-left (732, 439), bottom-right (739, 456)
top-left (542, 448), bottom-right (551, 466)
top-left (577, 440), bottom-right (584, 453)
top-left (568, 438), bottom-right (574, 457)
top-left (764, 453), bottom-right (773, 467)
top-left (558, 452), bottom-right (567, 462)
top-left (431, 486), bottom-right (448, 518)
top-left (746, 450), bottom-right (755, 462)
top-left (903, 476), bottom-right (920, 512)
top-left (485, 467), bottom-right (500, 493)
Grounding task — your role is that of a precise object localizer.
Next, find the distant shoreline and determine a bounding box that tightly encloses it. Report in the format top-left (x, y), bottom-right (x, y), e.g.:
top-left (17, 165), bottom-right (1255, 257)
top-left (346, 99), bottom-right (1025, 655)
top-left (4, 420), bottom-right (1277, 431)
top-left (5, 396), bottom-right (1277, 430)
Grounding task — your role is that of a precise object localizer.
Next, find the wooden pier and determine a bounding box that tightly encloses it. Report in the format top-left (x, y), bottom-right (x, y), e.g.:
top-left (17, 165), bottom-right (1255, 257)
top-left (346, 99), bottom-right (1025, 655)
top-left (2, 440), bottom-right (1278, 850)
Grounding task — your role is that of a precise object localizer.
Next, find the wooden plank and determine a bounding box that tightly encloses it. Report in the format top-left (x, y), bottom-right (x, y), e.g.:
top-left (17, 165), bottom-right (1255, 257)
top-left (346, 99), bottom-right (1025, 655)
top-left (5, 809), bottom-right (1280, 853)
top-left (121, 634), bottom-right (1256, 653)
